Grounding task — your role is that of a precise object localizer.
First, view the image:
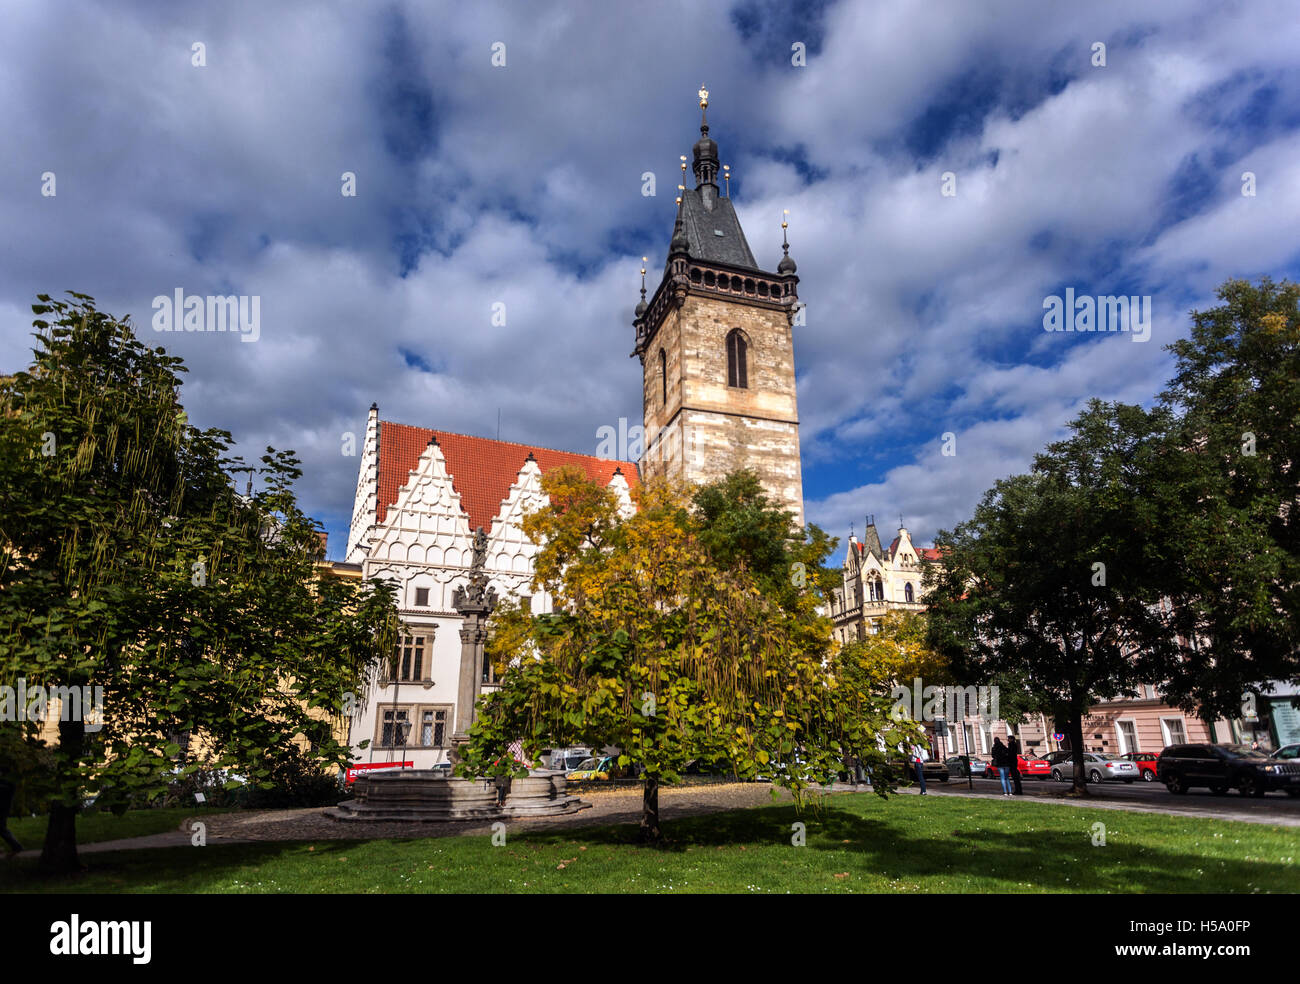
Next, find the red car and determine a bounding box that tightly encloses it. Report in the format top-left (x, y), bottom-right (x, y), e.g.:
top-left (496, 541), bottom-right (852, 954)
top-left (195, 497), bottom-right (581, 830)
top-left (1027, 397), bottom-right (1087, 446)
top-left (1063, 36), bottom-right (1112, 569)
top-left (1014, 755), bottom-right (1052, 779)
top-left (984, 755), bottom-right (1051, 779)
top-left (1121, 752), bottom-right (1159, 782)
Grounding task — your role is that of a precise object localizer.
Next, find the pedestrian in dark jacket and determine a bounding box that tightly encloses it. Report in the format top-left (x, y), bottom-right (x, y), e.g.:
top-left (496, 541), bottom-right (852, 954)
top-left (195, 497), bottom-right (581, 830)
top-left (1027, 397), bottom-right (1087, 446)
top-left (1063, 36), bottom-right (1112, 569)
top-left (991, 738), bottom-right (1012, 796)
top-left (1007, 734), bottom-right (1023, 795)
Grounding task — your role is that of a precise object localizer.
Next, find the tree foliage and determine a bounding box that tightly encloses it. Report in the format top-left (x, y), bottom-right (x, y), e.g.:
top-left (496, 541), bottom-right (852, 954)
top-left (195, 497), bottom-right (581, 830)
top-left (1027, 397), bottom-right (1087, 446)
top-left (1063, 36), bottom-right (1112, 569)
top-left (1153, 277), bottom-right (1300, 715)
top-left (0, 294), bottom-right (400, 871)
top-left (459, 468), bottom-right (916, 839)
top-left (924, 401), bottom-right (1177, 792)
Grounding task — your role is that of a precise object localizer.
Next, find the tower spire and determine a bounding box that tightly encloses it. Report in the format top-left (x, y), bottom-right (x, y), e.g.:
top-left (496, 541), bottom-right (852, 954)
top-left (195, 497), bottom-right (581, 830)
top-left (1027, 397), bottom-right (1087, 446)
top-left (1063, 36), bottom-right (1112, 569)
top-left (692, 85), bottom-right (719, 193)
top-left (635, 256), bottom-right (648, 319)
top-left (669, 156), bottom-right (689, 255)
top-left (778, 209), bottom-right (797, 274)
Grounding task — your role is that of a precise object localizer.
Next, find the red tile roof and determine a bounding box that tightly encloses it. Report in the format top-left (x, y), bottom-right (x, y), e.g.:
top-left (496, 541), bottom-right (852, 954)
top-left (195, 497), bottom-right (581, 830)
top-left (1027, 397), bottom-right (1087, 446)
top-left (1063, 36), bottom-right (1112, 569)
top-left (376, 421), bottom-right (636, 533)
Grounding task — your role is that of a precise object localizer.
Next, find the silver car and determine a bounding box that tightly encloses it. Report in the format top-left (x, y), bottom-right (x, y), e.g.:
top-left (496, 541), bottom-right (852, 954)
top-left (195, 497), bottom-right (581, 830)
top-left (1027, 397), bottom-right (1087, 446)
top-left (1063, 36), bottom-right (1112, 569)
top-left (1049, 752), bottom-right (1140, 783)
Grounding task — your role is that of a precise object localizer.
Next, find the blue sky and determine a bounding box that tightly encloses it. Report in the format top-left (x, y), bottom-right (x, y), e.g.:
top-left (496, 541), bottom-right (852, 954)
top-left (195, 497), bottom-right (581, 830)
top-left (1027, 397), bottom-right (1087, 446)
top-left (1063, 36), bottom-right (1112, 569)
top-left (2, 0), bottom-right (1298, 557)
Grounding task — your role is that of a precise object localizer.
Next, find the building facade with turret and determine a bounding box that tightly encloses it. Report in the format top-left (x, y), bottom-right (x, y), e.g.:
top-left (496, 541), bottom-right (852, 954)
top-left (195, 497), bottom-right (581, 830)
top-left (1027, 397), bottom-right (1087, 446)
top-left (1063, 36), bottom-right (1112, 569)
top-left (828, 518), bottom-right (941, 645)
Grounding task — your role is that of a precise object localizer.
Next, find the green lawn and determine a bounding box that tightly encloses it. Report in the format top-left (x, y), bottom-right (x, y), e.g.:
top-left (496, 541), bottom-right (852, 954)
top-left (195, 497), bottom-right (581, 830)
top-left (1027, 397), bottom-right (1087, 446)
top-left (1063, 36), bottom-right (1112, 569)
top-left (7, 807), bottom-right (228, 848)
top-left (2, 794), bottom-right (1295, 893)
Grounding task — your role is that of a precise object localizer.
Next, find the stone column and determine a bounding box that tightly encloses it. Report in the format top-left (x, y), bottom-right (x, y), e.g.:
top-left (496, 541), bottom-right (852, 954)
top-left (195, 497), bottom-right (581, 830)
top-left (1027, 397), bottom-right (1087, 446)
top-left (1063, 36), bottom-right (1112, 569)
top-left (451, 525), bottom-right (498, 743)
top-left (452, 605), bottom-right (490, 741)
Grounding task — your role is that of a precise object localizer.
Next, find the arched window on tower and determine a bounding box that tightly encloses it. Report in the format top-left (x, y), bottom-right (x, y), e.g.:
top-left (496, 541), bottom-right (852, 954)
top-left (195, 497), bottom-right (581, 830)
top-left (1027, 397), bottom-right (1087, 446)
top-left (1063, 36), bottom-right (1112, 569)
top-left (658, 348), bottom-right (667, 406)
top-left (726, 329), bottom-right (748, 389)
top-left (904, 582), bottom-right (915, 603)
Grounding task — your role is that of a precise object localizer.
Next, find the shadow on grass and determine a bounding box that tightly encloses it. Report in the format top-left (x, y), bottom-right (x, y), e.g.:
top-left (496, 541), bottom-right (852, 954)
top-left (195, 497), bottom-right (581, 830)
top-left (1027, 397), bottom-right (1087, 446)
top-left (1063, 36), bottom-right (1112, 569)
top-left (3, 796), bottom-right (1293, 893)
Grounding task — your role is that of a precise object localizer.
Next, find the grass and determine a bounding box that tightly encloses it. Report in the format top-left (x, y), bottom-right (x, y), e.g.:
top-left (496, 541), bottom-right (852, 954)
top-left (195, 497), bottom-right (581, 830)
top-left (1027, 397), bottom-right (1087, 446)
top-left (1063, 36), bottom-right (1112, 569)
top-left (2, 793), bottom-right (1295, 893)
top-left (7, 807), bottom-right (230, 848)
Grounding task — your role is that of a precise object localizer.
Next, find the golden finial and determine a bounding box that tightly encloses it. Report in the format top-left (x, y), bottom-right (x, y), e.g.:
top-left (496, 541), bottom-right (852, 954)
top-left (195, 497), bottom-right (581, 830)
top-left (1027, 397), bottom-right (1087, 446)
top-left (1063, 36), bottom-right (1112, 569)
top-left (723, 164), bottom-right (731, 197)
top-left (698, 86), bottom-right (709, 109)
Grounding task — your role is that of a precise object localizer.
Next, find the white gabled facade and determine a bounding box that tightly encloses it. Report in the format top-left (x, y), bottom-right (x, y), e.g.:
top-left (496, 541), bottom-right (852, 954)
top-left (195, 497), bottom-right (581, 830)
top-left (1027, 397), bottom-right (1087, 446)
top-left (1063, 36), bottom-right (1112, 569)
top-left (344, 405), bottom-right (634, 772)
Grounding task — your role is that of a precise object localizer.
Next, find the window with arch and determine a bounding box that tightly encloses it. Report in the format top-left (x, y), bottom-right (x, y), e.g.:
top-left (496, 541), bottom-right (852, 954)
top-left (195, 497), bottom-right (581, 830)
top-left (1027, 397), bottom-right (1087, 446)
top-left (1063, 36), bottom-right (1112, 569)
top-left (726, 329), bottom-right (748, 388)
top-left (868, 574), bottom-right (883, 602)
top-left (658, 348), bottom-right (667, 405)
top-left (904, 582), bottom-right (915, 603)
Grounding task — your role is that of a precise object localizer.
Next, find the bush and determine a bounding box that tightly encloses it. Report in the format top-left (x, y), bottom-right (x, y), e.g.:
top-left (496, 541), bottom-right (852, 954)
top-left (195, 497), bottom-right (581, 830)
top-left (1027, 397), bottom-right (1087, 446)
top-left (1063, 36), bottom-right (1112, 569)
top-left (239, 751), bottom-right (345, 809)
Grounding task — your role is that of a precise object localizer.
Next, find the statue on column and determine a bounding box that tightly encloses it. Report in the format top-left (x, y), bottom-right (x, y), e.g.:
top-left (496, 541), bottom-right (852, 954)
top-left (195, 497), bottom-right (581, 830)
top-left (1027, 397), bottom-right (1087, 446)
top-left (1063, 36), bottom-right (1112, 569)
top-left (452, 525), bottom-right (498, 741)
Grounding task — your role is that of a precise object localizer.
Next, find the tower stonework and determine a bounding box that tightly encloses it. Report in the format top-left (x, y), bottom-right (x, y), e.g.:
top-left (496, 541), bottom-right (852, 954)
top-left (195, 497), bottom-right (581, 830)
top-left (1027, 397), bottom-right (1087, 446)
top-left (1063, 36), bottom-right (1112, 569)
top-left (632, 91), bottom-right (805, 527)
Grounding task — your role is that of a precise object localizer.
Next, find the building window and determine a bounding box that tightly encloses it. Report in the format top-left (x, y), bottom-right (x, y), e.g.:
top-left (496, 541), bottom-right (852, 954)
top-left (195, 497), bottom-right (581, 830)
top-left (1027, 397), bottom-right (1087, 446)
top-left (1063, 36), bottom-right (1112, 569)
top-left (418, 706), bottom-right (450, 748)
top-left (482, 652), bottom-right (499, 685)
top-left (391, 634), bottom-right (427, 683)
top-left (726, 329), bottom-right (748, 389)
top-left (379, 707), bottom-right (412, 748)
top-left (1160, 717), bottom-right (1188, 747)
top-left (904, 582), bottom-right (915, 603)
top-left (1117, 719), bottom-right (1139, 754)
top-left (658, 348), bottom-right (667, 405)
top-left (414, 587), bottom-right (429, 607)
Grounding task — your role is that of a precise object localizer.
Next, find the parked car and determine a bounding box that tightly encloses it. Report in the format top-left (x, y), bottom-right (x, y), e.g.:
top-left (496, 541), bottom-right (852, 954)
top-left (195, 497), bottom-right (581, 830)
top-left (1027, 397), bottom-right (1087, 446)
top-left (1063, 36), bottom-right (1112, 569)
top-left (565, 756), bottom-right (615, 781)
top-left (549, 746), bottom-right (593, 772)
top-left (1120, 752), bottom-right (1160, 782)
top-left (945, 755), bottom-right (990, 777)
top-left (889, 757), bottom-right (949, 784)
top-left (1158, 743), bottom-right (1300, 797)
top-left (979, 754), bottom-right (1051, 779)
top-left (1015, 755), bottom-right (1052, 780)
top-left (1050, 752), bottom-right (1140, 783)
top-left (1272, 743), bottom-right (1300, 761)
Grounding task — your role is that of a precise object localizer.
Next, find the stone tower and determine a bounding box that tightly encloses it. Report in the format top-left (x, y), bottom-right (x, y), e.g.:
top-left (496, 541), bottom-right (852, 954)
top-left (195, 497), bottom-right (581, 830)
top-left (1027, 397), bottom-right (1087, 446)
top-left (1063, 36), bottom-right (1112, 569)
top-left (632, 88), bottom-right (805, 527)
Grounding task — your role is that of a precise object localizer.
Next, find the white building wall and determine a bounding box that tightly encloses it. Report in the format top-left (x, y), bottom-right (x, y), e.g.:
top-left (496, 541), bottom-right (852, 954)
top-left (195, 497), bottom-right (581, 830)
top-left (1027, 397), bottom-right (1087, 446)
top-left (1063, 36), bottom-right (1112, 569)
top-left (344, 435), bottom-right (632, 769)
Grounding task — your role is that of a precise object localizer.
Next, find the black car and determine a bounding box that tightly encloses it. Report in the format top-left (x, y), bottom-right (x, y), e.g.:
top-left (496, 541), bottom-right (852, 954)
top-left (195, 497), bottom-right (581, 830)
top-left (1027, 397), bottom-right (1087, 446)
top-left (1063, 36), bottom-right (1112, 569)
top-left (1157, 743), bottom-right (1300, 797)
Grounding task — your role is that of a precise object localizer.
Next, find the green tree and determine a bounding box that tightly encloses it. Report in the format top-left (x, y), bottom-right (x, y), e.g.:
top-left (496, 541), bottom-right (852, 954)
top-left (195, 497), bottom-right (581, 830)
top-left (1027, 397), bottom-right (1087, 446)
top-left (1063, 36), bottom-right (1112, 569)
top-left (925, 401), bottom-right (1177, 793)
top-left (0, 294), bottom-right (400, 872)
top-left (1153, 277), bottom-right (1300, 718)
top-left (459, 468), bottom-right (914, 841)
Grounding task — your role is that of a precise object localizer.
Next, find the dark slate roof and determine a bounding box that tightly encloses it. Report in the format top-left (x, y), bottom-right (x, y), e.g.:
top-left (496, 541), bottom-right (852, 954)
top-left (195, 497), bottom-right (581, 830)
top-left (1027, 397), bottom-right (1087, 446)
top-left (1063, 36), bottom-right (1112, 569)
top-left (861, 524), bottom-right (884, 560)
top-left (675, 188), bottom-right (760, 271)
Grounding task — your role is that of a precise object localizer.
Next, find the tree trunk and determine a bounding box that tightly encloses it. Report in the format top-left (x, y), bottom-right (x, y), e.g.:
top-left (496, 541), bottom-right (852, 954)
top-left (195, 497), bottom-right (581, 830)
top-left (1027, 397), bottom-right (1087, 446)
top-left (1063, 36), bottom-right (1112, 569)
top-left (39, 719), bottom-right (83, 873)
top-left (1069, 712), bottom-right (1089, 796)
top-left (639, 774), bottom-right (661, 843)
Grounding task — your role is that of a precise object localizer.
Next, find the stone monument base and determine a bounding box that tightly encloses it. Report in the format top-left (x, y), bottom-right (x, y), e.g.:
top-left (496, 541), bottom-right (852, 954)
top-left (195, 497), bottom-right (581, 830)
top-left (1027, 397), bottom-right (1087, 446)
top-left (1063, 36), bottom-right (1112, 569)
top-left (325, 771), bottom-right (588, 822)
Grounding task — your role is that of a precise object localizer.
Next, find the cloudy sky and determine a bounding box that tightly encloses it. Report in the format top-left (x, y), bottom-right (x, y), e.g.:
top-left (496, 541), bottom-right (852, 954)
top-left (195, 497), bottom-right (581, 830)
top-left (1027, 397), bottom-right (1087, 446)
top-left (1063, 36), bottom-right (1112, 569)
top-left (3, 0), bottom-right (1297, 556)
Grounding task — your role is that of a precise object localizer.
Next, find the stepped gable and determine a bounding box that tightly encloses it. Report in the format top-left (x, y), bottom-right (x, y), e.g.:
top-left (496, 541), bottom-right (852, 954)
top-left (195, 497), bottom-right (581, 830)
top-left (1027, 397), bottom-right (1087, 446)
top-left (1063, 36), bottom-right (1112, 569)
top-left (376, 420), bottom-right (636, 532)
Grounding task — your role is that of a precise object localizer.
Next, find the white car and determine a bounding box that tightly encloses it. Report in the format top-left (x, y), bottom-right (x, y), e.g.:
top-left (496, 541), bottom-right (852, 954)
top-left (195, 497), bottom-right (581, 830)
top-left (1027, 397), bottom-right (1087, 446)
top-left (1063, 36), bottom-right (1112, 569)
top-left (1050, 752), bottom-right (1140, 783)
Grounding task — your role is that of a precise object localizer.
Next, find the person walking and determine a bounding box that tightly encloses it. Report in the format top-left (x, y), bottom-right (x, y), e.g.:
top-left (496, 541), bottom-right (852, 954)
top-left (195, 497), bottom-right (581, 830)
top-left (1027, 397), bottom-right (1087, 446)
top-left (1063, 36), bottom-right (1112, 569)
top-left (1007, 733), bottom-right (1024, 795)
top-left (911, 742), bottom-right (928, 795)
top-left (991, 737), bottom-right (1012, 796)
